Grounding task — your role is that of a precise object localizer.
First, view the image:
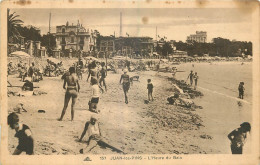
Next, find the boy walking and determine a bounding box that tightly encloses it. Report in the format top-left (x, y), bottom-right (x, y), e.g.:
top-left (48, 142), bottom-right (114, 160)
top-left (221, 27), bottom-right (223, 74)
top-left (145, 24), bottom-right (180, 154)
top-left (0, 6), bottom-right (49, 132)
top-left (147, 79), bottom-right (154, 101)
top-left (228, 122), bottom-right (251, 154)
top-left (8, 112), bottom-right (34, 155)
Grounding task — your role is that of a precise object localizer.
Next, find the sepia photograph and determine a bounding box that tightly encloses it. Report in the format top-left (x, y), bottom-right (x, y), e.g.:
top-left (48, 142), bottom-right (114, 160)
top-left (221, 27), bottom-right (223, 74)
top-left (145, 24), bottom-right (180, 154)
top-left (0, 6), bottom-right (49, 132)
top-left (1, 0), bottom-right (259, 164)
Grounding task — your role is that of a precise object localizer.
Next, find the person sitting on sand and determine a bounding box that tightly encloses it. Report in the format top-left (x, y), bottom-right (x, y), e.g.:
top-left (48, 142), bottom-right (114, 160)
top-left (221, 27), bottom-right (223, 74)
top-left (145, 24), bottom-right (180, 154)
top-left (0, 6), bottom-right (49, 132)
top-left (187, 70), bottom-right (194, 86)
top-left (22, 77), bottom-right (34, 91)
top-left (79, 115), bottom-right (102, 153)
top-left (238, 82), bottom-right (245, 99)
top-left (147, 79), bottom-right (154, 101)
top-left (78, 115), bottom-right (125, 154)
top-left (194, 72), bottom-right (199, 90)
top-left (228, 122), bottom-right (251, 154)
top-left (7, 112), bottom-right (34, 155)
top-left (59, 67), bottom-right (80, 121)
top-left (120, 69), bottom-right (130, 104)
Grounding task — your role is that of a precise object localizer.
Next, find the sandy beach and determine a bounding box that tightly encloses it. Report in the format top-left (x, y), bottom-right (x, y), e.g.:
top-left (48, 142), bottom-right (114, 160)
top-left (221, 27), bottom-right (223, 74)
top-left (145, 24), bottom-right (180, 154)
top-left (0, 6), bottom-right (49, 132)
top-left (7, 60), bottom-right (252, 155)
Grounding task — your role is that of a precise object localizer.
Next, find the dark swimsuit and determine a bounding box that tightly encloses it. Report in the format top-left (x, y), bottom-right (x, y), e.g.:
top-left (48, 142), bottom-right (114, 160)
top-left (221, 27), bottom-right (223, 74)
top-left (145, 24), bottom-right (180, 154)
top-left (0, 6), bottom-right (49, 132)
top-left (121, 74), bottom-right (130, 91)
top-left (15, 124), bottom-right (34, 155)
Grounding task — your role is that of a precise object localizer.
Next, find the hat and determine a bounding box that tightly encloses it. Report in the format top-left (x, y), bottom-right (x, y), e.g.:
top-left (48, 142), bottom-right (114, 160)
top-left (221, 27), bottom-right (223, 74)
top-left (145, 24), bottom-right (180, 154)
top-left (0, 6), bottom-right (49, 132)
top-left (90, 114), bottom-right (98, 121)
top-left (123, 69), bottom-right (128, 73)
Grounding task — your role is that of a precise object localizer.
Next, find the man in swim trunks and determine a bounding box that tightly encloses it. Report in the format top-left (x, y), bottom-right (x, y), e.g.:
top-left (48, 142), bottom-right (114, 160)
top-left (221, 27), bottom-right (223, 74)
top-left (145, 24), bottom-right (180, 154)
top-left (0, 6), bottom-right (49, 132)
top-left (120, 69), bottom-right (130, 104)
top-left (87, 61), bottom-right (99, 84)
top-left (59, 67), bottom-right (80, 121)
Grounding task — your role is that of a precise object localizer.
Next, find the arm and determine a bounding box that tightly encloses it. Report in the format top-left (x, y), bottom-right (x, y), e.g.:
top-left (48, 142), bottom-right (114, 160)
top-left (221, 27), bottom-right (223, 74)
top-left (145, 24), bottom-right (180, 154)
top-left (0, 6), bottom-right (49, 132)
top-left (77, 80), bottom-right (80, 92)
top-left (87, 71), bottom-right (91, 82)
top-left (98, 122), bottom-right (102, 137)
top-left (79, 122), bottom-right (89, 141)
top-left (98, 85), bottom-right (104, 93)
top-left (63, 78), bottom-right (66, 90)
top-left (120, 75), bottom-right (123, 84)
top-left (227, 130), bottom-right (235, 141)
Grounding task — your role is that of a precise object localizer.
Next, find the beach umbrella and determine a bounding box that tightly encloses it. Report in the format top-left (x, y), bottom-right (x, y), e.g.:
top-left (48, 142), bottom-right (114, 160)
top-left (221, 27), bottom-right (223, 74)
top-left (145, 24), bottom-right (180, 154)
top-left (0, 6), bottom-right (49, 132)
top-left (9, 51), bottom-right (31, 58)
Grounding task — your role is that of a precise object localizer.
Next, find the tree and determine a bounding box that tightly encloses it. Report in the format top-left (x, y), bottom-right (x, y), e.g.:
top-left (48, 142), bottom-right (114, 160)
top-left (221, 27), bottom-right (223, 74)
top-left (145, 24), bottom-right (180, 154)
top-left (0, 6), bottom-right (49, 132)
top-left (161, 42), bottom-right (173, 57)
top-left (41, 33), bottom-right (56, 49)
top-left (8, 9), bottom-right (24, 43)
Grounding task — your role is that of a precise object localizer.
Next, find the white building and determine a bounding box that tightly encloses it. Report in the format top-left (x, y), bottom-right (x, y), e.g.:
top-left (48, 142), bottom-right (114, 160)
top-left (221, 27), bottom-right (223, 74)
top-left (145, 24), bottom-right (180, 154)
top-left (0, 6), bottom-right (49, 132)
top-left (55, 21), bottom-right (97, 52)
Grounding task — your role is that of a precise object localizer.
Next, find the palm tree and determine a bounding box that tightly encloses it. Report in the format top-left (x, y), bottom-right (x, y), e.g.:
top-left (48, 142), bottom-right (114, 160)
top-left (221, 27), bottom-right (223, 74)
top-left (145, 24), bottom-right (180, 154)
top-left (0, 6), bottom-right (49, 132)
top-left (7, 9), bottom-right (23, 43)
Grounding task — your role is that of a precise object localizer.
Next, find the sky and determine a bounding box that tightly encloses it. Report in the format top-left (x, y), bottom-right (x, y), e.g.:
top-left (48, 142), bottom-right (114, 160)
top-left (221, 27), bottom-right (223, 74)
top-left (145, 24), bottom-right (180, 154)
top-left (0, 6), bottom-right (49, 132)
top-left (10, 8), bottom-right (252, 42)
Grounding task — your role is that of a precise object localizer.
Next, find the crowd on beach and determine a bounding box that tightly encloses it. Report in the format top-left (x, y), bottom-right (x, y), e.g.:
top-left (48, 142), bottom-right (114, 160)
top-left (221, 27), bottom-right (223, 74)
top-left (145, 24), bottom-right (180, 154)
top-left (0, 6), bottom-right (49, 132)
top-left (7, 56), bottom-right (251, 155)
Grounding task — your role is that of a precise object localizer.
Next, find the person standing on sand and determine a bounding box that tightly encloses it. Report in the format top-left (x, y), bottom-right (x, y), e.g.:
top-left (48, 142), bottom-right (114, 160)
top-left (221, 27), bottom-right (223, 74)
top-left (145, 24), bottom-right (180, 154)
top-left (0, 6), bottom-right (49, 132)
top-left (228, 122), bottom-right (251, 154)
top-left (120, 69), bottom-right (130, 104)
top-left (147, 79), bottom-right (154, 101)
top-left (187, 70), bottom-right (194, 85)
top-left (238, 82), bottom-right (245, 99)
top-left (193, 72), bottom-right (199, 90)
top-left (87, 61), bottom-right (99, 84)
top-left (99, 62), bottom-right (107, 91)
top-left (88, 78), bottom-right (103, 113)
top-left (7, 112), bottom-right (34, 155)
top-left (59, 67), bottom-right (80, 121)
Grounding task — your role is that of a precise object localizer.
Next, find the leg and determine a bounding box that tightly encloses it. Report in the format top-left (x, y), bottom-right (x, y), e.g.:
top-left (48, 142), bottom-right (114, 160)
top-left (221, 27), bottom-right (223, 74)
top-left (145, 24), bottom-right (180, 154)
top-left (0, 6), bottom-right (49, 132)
top-left (13, 148), bottom-right (23, 155)
top-left (151, 92), bottom-right (154, 101)
top-left (148, 92), bottom-right (150, 101)
top-left (103, 78), bottom-right (107, 91)
top-left (124, 90), bottom-right (128, 104)
top-left (71, 96), bottom-right (77, 121)
top-left (59, 92), bottom-right (71, 121)
top-left (83, 139), bottom-right (98, 153)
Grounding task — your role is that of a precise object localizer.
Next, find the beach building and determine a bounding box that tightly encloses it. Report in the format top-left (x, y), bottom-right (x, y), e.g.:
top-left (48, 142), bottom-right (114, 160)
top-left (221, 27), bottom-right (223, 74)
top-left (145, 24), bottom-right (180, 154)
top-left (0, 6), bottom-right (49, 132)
top-left (187, 31), bottom-right (207, 43)
top-left (55, 21), bottom-right (97, 52)
top-left (99, 36), bottom-right (154, 58)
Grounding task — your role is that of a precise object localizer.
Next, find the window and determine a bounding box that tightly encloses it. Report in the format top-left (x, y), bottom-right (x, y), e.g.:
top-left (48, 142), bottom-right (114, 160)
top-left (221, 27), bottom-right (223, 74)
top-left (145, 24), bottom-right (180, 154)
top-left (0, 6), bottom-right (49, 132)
top-left (61, 37), bottom-right (65, 44)
top-left (62, 28), bottom-right (65, 33)
top-left (62, 45), bottom-right (65, 51)
top-left (80, 37), bottom-right (84, 42)
top-left (71, 37), bottom-right (74, 43)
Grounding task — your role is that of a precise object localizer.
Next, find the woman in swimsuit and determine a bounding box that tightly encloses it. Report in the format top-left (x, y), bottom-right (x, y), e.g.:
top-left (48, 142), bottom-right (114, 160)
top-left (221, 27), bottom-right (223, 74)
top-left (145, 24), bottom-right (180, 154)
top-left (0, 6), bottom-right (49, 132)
top-left (59, 67), bottom-right (80, 121)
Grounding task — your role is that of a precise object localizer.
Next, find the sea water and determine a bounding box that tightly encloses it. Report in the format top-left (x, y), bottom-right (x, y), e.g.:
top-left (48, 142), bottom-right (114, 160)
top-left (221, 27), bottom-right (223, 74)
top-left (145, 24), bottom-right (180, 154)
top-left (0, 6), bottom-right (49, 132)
top-left (175, 62), bottom-right (252, 154)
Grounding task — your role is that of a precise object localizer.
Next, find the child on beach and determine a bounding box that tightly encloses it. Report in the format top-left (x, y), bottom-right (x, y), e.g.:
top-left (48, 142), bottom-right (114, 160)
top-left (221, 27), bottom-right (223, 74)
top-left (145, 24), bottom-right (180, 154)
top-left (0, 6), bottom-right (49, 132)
top-left (7, 112), bottom-right (34, 155)
top-left (238, 82), bottom-right (245, 99)
top-left (89, 78), bottom-right (103, 113)
top-left (228, 122), bottom-right (251, 154)
top-left (147, 79), bottom-right (154, 101)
